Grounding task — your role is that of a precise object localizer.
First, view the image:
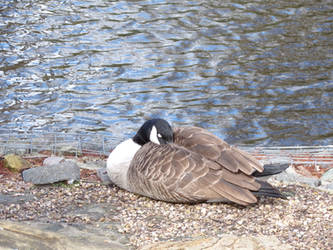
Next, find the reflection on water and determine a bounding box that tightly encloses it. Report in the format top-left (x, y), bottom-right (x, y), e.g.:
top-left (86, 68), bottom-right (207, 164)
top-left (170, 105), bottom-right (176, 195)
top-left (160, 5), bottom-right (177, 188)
top-left (0, 0), bottom-right (332, 146)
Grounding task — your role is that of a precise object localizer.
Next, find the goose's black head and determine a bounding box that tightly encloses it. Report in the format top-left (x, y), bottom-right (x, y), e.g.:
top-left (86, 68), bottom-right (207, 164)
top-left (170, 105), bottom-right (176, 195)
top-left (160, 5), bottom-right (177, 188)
top-left (133, 118), bottom-right (173, 146)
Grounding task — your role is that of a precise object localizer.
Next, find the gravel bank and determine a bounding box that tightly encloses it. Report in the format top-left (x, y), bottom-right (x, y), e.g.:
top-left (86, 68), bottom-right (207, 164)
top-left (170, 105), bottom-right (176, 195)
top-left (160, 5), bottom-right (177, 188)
top-left (1, 171), bottom-right (332, 249)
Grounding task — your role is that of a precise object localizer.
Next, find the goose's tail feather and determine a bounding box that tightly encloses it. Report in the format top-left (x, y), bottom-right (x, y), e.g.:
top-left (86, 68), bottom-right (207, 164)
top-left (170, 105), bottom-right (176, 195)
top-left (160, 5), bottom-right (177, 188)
top-left (251, 180), bottom-right (286, 199)
top-left (252, 163), bottom-right (289, 178)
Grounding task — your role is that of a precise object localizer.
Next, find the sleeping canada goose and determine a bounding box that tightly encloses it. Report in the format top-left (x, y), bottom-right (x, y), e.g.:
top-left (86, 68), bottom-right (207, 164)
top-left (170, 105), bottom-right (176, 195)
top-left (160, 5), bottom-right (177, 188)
top-left (106, 119), bottom-right (287, 206)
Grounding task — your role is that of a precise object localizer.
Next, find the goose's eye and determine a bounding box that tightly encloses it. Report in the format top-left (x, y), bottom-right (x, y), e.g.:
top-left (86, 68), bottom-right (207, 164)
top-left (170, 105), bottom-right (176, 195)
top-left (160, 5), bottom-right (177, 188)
top-left (157, 133), bottom-right (162, 138)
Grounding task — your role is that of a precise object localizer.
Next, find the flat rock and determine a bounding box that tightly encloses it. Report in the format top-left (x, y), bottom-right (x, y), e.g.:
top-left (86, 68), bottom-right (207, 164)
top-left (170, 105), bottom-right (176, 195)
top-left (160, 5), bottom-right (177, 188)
top-left (22, 160), bottom-right (80, 184)
top-left (0, 220), bottom-right (128, 250)
top-left (3, 154), bottom-right (31, 172)
top-left (140, 235), bottom-right (292, 250)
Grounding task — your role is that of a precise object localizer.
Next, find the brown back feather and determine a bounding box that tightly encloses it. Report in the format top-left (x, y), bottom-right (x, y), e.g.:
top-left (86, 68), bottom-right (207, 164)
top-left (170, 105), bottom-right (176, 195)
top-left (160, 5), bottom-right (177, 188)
top-left (128, 142), bottom-right (260, 205)
top-left (173, 126), bottom-right (263, 175)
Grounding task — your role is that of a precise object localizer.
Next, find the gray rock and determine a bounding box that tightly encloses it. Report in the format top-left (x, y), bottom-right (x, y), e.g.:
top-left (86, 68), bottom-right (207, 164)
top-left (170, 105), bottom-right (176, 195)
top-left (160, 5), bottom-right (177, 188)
top-left (22, 160), bottom-right (80, 185)
top-left (271, 167), bottom-right (320, 187)
top-left (319, 183), bottom-right (333, 192)
top-left (97, 168), bottom-right (113, 184)
top-left (320, 168), bottom-right (333, 185)
top-left (43, 156), bottom-right (65, 166)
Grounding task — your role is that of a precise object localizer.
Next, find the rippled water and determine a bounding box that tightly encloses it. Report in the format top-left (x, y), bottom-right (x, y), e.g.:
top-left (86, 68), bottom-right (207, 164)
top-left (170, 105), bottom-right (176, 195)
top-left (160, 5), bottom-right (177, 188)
top-left (1, 0), bottom-right (332, 147)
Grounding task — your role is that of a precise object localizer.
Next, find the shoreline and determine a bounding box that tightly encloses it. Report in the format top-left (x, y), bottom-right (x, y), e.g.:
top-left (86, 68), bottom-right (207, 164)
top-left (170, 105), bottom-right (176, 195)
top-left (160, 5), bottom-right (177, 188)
top-left (1, 152), bottom-right (332, 249)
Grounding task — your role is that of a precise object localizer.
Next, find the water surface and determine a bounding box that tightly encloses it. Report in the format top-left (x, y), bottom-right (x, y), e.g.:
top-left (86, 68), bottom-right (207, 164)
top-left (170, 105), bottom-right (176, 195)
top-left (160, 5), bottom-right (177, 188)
top-left (1, 0), bottom-right (332, 147)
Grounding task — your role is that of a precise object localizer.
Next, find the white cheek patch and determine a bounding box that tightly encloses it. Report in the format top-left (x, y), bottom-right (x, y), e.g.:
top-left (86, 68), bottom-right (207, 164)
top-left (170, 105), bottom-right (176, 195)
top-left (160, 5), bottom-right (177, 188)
top-left (149, 125), bottom-right (160, 145)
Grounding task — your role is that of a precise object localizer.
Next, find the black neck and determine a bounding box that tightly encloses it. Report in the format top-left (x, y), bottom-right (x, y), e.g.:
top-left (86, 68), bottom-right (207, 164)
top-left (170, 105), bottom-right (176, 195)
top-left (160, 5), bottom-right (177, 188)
top-left (132, 132), bottom-right (147, 146)
top-left (132, 122), bottom-right (152, 146)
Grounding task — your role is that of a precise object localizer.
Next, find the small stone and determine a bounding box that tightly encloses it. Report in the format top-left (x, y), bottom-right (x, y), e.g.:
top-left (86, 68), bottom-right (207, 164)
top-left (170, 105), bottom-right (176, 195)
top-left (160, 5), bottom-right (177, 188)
top-left (67, 179), bottom-right (75, 185)
top-left (97, 168), bottom-right (113, 184)
top-left (43, 156), bottom-right (65, 166)
top-left (22, 160), bottom-right (80, 185)
top-left (320, 168), bottom-right (333, 185)
top-left (3, 154), bottom-right (31, 172)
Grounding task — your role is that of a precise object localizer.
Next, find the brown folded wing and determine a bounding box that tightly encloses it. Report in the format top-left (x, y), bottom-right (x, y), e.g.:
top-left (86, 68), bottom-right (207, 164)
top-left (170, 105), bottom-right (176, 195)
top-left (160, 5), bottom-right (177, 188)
top-left (128, 142), bottom-right (261, 206)
top-left (173, 126), bottom-right (264, 175)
